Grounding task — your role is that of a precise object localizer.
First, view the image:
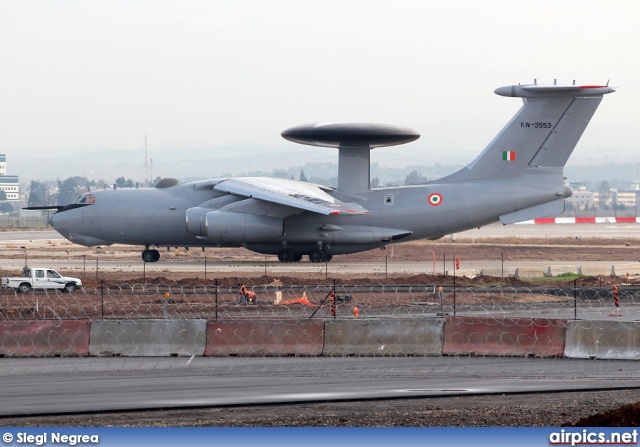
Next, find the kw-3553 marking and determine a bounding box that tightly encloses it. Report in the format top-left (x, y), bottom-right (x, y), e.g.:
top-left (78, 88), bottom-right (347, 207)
top-left (521, 122), bottom-right (552, 128)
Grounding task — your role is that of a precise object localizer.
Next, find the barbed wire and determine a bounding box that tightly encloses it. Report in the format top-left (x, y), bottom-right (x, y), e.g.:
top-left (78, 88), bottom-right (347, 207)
top-left (1, 283), bottom-right (637, 321)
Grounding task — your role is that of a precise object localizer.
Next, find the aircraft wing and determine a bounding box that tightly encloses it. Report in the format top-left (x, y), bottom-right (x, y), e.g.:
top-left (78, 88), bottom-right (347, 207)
top-left (213, 177), bottom-right (370, 216)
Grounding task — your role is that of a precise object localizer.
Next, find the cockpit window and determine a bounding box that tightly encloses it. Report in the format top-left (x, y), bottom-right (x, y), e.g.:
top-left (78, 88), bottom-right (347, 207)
top-left (73, 194), bottom-right (96, 205)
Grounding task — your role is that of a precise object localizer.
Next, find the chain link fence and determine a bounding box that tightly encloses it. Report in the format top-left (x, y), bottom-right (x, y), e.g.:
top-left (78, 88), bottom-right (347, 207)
top-left (1, 282), bottom-right (636, 322)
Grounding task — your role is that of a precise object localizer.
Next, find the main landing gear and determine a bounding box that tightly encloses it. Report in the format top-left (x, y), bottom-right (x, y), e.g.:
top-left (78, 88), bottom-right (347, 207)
top-left (277, 248), bottom-right (303, 263)
top-left (308, 249), bottom-right (333, 263)
top-left (142, 248), bottom-right (160, 262)
top-left (277, 248), bottom-right (332, 263)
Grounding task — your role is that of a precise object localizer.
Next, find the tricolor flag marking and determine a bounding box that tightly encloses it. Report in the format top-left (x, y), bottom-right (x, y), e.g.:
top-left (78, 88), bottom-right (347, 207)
top-left (502, 151), bottom-right (516, 161)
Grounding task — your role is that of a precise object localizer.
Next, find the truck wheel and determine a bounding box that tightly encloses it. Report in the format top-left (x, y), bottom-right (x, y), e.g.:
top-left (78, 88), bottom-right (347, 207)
top-left (64, 283), bottom-right (77, 293)
top-left (18, 283), bottom-right (31, 293)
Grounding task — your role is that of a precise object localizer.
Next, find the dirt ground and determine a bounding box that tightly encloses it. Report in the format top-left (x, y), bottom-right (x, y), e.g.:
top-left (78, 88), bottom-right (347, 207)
top-left (3, 233), bottom-right (640, 287)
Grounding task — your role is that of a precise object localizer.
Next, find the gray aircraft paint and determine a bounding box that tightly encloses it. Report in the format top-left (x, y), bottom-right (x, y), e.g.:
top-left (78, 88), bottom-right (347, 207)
top-left (43, 83), bottom-right (615, 262)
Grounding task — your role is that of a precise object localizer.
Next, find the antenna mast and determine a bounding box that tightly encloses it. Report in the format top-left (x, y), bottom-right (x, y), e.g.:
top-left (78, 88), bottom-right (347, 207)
top-left (144, 134), bottom-right (148, 187)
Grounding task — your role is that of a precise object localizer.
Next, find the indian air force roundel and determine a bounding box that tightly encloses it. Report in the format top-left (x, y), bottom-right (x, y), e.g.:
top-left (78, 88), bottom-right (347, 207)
top-left (428, 193), bottom-right (443, 206)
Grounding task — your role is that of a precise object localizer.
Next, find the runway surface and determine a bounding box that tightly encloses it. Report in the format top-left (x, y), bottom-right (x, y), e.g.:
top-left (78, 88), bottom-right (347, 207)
top-left (1, 356), bottom-right (639, 416)
top-left (4, 223), bottom-right (640, 243)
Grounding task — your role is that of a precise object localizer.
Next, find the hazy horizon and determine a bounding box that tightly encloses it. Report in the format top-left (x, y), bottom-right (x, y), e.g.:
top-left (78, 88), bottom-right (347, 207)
top-left (1, 1), bottom-right (639, 183)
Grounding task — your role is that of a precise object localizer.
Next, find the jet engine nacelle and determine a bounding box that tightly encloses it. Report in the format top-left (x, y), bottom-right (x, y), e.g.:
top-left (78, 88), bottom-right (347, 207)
top-left (186, 208), bottom-right (283, 243)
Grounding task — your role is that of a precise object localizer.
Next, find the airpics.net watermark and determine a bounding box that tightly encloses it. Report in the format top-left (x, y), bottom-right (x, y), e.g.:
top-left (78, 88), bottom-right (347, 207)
top-left (3, 432), bottom-right (99, 446)
top-left (549, 429), bottom-right (638, 446)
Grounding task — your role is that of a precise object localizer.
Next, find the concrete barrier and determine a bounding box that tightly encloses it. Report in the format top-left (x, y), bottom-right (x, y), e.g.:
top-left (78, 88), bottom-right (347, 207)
top-left (544, 265), bottom-right (578, 277)
top-left (564, 320), bottom-right (640, 360)
top-left (0, 320), bottom-right (91, 357)
top-left (89, 320), bottom-right (207, 356)
top-left (578, 266), bottom-right (612, 277)
top-left (443, 316), bottom-right (566, 357)
top-left (611, 264), bottom-right (640, 277)
top-left (445, 270), bottom-right (476, 278)
top-left (205, 319), bottom-right (324, 356)
top-left (514, 268), bottom-right (545, 279)
top-left (323, 319), bottom-right (444, 356)
top-left (480, 268), bottom-right (503, 277)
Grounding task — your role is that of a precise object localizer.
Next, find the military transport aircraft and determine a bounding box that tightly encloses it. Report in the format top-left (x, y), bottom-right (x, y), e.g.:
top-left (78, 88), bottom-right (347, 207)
top-left (34, 81), bottom-right (615, 262)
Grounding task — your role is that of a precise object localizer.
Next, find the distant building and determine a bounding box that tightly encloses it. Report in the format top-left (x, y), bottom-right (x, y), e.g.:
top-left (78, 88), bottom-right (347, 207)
top-left (567, 185), bottom-right (594, 210)
top-left (612, 189), bottom-right (638, 209)
top-left (0, 154), bottom-right (20, 201)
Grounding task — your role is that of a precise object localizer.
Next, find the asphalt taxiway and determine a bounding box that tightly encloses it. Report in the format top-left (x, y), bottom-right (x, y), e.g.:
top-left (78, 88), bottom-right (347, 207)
top-left (1, 356), bottom-right (639, 416)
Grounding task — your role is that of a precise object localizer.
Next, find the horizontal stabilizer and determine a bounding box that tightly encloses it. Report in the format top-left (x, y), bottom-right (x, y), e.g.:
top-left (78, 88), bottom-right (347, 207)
top-left (495, 84), bottom-right (615, 98)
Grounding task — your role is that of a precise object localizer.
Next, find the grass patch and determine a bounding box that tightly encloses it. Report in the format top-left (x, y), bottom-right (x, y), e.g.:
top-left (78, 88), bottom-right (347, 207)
top-left (525, 273), bottom-right (587, 283)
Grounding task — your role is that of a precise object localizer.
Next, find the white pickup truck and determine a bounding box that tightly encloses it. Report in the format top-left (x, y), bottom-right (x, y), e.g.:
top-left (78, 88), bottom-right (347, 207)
top-left (1, 267), bottom-right (82, 293)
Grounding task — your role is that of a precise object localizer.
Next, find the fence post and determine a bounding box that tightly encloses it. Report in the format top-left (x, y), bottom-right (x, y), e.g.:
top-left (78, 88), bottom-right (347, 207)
top-left (574, 278), bottom-right (577, 320)
top-left (100, 280), bottom-right (104, 319)
top-left (332, 279), bottom-right (336, 318)
top-left (453, 256), bottom-right (457, 316)
top-left (385, 254), bottom-right (388, 279)
top-left (501, 252), bottom-right (504, 278)
top-left (204, 255), bottom-right (207, 280)
top-left (95, 259), bottom-right (99, 281)
top-left (215, 278), bottom-right (218, 320)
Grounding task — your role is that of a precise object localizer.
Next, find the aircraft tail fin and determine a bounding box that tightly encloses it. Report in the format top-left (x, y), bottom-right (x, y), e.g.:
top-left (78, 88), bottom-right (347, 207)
top-left (449, 83), bottom-right (614, 181)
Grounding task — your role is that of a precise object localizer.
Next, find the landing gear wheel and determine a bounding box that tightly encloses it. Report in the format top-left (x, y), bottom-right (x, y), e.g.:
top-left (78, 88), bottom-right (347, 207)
top-left (294, 253), bottom-right (303, 262)
top-left (142, 249), bottom-right (160, 262)
top-left (309, 249), bottom-right (327, 263)
top-left (325, 254), bottom-right (333, 262)
top-left (277, 248), bottom-right (296, 263)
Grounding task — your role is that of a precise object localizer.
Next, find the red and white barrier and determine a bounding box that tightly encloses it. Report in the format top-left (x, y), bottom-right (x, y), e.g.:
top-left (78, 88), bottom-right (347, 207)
top-left (516, 217), bottom-right (640, 224)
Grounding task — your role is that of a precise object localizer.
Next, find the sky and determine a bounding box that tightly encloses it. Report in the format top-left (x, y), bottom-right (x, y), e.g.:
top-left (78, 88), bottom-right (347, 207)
top-left (1, 0), bottom-right (639, 181)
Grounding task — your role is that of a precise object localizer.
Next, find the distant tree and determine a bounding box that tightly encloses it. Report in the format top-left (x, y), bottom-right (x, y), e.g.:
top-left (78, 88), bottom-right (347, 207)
top-left (370, 177), bottom-right (382, 188)
top-left (115, 176), bottom-right (134, 188)
top-left (69, 176), bottom-right (96, 191)
top-left (272, 170), bottom-right (289, 179)
top-left (57, 177), bottom-right (79, 205)
top-left (149, 176), bottom-right (163, 187)
top-left (299, 169), bottom-right (308, 182)
top-left (598, 181), bottom-right (611, 202)
top-left (28, 180), bottom-right (49, 207)
top-left (0, 190), bottom-right (6, 201)
top-left (404, 170), bottom-right (427, 185)
top-left (0, 202), bottom-right (13, 213)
